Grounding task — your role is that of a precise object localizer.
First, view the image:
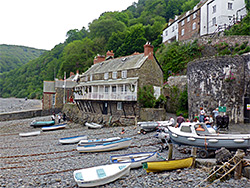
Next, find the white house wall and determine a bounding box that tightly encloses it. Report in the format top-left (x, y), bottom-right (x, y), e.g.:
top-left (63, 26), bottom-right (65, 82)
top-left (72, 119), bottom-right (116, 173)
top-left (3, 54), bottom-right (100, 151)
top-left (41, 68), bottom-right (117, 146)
top-left (162, 21), bottom-right (178, 43)
top-left (200, 0), bottom-right (246, 36)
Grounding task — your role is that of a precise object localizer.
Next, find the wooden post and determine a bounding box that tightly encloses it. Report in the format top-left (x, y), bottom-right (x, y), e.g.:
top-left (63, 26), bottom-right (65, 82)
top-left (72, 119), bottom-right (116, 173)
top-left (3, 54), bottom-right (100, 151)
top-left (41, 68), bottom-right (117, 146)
top-left (191, 147), bottom-right (197, 168)
top-left (168, 143), bottom-right (173, 160)
top-left (234, 149), bottom-right (245, 180)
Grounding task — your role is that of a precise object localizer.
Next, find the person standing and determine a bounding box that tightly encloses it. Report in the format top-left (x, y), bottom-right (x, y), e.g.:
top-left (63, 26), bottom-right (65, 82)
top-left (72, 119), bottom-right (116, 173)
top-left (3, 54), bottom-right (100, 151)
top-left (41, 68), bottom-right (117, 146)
top-left (51, 113), bottom-right (56, 122)
top-left (175, 113), bottom-right (185, 127)
top-left (58, 112), bottom-right (62, 124)
top-left (212, 108), bottom-right (219, 119)
top-left (199, 107), bottom-right (205, 123)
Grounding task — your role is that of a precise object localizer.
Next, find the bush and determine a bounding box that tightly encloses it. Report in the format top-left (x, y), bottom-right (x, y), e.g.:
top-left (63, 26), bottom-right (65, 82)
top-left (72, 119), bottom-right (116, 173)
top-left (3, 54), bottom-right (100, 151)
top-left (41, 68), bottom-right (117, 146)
top-left (138, 85), bottom-right (156, 108)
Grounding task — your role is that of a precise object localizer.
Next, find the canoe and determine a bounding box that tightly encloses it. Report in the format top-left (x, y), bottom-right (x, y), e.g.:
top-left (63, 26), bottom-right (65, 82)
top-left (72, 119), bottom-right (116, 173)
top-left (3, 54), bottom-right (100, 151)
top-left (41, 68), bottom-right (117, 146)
top-left (59, 135), bottom-right (87, 144)
top-left (30, 120), bottom-right (55, 127)
top-left (142, 157), bottom-right (195, 173)
top-left (73, 163), bottom-right (130, 187)
top-left (85, 122), bottom-right (103, 129)
top-left (77, 138), bottom-right (132, 153)
top-left (78, 137), bottom-right (121, 146)
top-left (19, 131), bottom-right (41, 137)
top-left (110, 152), bottom-right (158, 169)
top-left (42, 123), bottom-right (67, 131)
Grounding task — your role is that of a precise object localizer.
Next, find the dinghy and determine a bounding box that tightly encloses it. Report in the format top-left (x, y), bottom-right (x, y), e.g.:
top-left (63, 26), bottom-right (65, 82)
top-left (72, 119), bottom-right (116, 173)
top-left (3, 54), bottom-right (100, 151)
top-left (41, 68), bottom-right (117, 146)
top-left (73, 163), bottom-right (130, 187)
top-left (142, 157), bottom-right (195, 173)
top-left (19, 131), bottom-right (41, 137)
top-left (110, 152), bottom-right (158, 169)
top-left (42, 123), bottom-right (67, 131)
top-left (85, 122), bottom-right (103, 129)
top-left (78, 137), bottom-right (121, 146)
top-left (77, 138), bottom-right (132, 153)
top-left (59, 135), bottom-right (87, 144)
top-left (138, 121), bottom-right (173, 132)
top-left (30, 120), bottom-right (55, 128)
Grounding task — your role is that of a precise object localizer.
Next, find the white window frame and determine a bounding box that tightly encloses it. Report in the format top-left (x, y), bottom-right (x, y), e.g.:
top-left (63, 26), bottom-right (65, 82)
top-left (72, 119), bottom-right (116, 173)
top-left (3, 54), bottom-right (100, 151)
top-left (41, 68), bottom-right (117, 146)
top-left (181, 20), bottom-right (185, 26)
top-left (90, 74), bottom-right (93, 81)
top-left (187, 16), bottom-right (190, 22)
top-left (105, 86), bottom-right (109, 93)
top-left (117, 102), bottom-right (122, 110)
top-left (193, 13), bottom-right (197, 19)
top-left (228, 3), bottom-right (233, 10)
top-left (112, 72), bottom-right (117, 79)
top-left (104, 72), bottom-right (109, 80)
top-left (121, 70), bottom-right (127, 79)
top-left (192, 22), bottom-right (196, 30)
top-left (181, 29), bottom-right (185, 36)
top-left (212, 5), bottom-right (216, 13)
top-left (212, 17), bottom-right (216, 26)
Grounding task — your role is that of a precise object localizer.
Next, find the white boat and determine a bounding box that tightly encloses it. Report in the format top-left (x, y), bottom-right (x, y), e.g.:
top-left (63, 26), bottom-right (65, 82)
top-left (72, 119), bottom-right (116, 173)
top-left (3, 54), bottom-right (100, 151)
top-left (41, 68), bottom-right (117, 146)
top-left (167, 122), bottom-right (250, 150)
top-left (42, 123), bottom-right (67, 131)
top-left (110, 152), bottom-right (158, 169)
top-left (59, 135), bottom-right (87, 144)
top-left (73, 163), bottom-right (130, 187)
top-left (78, 137), bottom-right (121, 146)
top-left (77, 138), bottom-right (132, 153)
top-left (85, 122), bottom-right (103, 129)
top-left (138, 121), bottom-right (172, 132)
top-left (19, 131), bottom-right (41, 137)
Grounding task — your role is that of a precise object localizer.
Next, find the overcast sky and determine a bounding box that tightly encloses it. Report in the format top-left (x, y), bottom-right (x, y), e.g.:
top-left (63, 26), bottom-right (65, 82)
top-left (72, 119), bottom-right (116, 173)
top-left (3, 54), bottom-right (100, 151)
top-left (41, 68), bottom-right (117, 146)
top-left (0, 0), bottom-right (137, 50)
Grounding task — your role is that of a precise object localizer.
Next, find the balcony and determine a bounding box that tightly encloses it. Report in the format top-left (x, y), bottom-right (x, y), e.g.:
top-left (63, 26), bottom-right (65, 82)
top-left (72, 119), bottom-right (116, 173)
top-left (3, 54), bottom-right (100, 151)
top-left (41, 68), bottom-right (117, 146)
top-left (74, 91), bottom-right (137, 101)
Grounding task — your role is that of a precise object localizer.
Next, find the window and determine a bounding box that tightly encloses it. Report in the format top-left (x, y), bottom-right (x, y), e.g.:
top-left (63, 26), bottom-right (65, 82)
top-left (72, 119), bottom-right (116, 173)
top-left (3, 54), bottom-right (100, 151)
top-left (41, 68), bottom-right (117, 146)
top-left (117, 102), bottom-right (122, 110)
top-left (121, 85), bottom-right (127, 92)
top-left (104, 72), bottom-right (109, 80)
top-left (112, 72), bottom-right (117, 79)
top-left (187, 16), bottom-right (190, 22)
top-left (90, 74), bottom-right (93, 81)
top-left (193, 13), bottom-right (197, 19)
top-left (181, 29), bottom-right (185, 36)
top-left (121, 70), bottom-right (127, 78)
top-left (192, 22), bottom-right (196, 30)
top-left (228, 3), bottom-right (233, 10)
top-left (181, 20), bottom-right (185, 26)
top-left (112, 86), bottom-right (116, 92)
top-left (52, 94), bottom-right (55, 106)
top-left (172, 26), bottom-right (175, 32)
top-left (105, 86), bottom-right (109, 93)
top-left (212, 5), bottom-right (216, 13)
top-left (85, 76), bottom-right (88, 82)
top-left (212, 17), bottom-right (216, 26)
top-left (165, 30), bottom-right (168, 36)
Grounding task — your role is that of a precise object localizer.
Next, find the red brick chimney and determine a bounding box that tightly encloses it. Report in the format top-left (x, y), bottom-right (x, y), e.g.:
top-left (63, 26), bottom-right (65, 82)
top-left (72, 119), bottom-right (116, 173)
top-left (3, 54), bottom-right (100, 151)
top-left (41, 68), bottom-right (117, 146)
top-left (94, 55), bottom-right (106, 64)
top-left (144, 42), bottom-right (154, 60)
top-left (106, 50), bottom-right (114, 58)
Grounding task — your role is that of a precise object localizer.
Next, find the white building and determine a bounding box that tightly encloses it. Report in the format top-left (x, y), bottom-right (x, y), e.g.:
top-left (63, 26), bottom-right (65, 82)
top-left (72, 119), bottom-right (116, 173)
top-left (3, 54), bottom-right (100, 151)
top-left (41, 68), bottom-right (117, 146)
top-left (200, 0), bottom-right (247, 36)
top-left (162, 16), bottom-right (179, 44)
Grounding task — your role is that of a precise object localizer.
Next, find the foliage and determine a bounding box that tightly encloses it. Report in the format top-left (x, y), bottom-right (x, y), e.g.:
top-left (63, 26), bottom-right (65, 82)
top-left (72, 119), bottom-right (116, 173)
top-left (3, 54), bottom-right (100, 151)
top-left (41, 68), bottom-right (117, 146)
top-left (215, 41), bottom-right (250, 56)
top-left (0, 45), bottom-right (46, 73)
top-left (156, 40), bottom-right (203, 81)
top-left (138, 85), bottom-right (156, 108)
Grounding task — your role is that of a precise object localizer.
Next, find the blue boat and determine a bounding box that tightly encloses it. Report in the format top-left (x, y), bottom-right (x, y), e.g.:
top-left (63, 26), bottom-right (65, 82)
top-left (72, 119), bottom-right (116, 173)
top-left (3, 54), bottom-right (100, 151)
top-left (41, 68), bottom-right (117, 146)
top-left (42, 123), bottom-right (67, 131)
top-left (30, 120), bottom-right (55, 127)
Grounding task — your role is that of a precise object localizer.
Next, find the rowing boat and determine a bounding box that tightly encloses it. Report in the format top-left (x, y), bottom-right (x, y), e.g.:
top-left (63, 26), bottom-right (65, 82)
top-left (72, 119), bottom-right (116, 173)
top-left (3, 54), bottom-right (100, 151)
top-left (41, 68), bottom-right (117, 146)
top-left (110, 152), bottom-right (158, 168)
top-left (85, 122), bottom-right (103, 129)
top-left (78, 137), bottom-right (121, 146)
top-left (42, 123), bottom-right (67, 131)
top-left (73, 163), bottom-right (130, 187)
top-left (30, 120), bottom-right (55, 127)
top-left (142, 157), bottom-right (194, 173)
top-left (59, 135), bottom-right (87, 144)
top-left (19, 131), bottom-right (41, 137)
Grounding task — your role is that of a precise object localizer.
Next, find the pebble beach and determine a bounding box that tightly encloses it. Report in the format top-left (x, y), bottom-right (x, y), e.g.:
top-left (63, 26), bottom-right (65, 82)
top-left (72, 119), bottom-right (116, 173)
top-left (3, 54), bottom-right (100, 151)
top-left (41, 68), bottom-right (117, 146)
top-left (0, 98), bottom-right (250, 188)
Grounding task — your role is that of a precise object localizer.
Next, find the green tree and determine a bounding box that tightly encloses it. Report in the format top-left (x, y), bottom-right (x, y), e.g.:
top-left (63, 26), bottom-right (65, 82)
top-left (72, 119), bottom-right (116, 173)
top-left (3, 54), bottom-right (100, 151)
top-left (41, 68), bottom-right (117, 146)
top-left (138, 85), bottom-right (156, 108)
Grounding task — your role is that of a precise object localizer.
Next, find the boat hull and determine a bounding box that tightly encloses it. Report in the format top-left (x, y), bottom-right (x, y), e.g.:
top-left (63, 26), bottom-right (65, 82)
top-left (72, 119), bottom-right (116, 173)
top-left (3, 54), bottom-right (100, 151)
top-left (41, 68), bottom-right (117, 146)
top-left (143, 157), bottom-right (194, 173)
top-left (19, 131), bottom-right (41, 137)
top-left (77, 138), bottom-right (132, 153)
top-left (42, 124), bottom-right (67, 131)
top-left (73, 163), bottom-right (130, 187)
top-left (59, 135), bottom-right (87, 144)
top-left (78, 137), bottom-right (121, 146)
top-left (30, 120), bottom-right (55, 127)
top-left (110, 152), bottom-right (158, 168)
top-left (85, 122), bottom-right (103, 129)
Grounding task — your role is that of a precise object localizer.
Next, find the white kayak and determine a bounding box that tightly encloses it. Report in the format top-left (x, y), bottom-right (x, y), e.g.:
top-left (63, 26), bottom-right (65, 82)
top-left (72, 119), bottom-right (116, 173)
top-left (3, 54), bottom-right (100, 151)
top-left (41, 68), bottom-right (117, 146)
top-left (73, 163), bottom-right (130, 187)
top-left (19, 131), bottom-right (41, 137)
top-left (78, 137), bottom-right (121, 146)
top-left (42, 123), bottom-right (67, 131)
top-left (59, 135), bottom-right (87, 144)
top-left (110, 152), bottom-right (158, 169)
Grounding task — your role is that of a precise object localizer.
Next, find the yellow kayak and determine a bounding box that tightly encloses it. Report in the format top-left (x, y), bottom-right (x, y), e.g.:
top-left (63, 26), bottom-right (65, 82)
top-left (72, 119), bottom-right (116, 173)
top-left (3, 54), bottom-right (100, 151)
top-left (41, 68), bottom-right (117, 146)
top-left (142, 157), bottom-right (195, 173)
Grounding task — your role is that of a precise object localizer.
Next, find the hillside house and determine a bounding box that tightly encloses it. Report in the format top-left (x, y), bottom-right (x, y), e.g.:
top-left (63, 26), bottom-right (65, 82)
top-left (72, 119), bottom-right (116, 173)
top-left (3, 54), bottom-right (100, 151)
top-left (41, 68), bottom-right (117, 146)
top-left (162, 0), bottom-right (247, 44)
top-left (43, 72), bottom-right (78, 110)
top-left (74, 43), bottom-right (164, 119)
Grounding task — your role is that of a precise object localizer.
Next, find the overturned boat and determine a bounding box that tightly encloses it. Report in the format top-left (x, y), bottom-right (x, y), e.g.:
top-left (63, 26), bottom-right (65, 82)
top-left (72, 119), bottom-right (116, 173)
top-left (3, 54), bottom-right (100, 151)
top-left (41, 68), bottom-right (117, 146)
top-left (30, 120), bottom-right (55, 127)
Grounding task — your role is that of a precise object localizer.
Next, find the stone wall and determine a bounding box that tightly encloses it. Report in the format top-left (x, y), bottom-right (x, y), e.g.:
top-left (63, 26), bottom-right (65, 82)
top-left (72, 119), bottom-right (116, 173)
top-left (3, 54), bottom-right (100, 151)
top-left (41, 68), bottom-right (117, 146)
top-left (187, 53), bottom-right (250, 123)
top-left (139, 108), bottom-right (166, 121)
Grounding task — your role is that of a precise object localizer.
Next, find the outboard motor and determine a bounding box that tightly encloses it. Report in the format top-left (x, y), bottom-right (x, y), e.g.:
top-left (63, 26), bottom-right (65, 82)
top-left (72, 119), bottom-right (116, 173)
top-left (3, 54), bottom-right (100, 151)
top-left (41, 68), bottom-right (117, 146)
top-left (222, 115), bottom-right (229, 129)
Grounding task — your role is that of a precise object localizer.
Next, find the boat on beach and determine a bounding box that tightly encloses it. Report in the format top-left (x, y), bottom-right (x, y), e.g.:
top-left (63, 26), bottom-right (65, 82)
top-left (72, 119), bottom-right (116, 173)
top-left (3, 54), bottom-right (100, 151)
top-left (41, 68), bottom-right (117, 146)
top-left (19, 131), bottom-right (41, 137)
top-left (142, 157), bottom-right (195, 173)
top-left (110, 152), bottom-right (158, 169)
top-left (77, 137), bottom-right (132, 153)
top-left (42, 123), bottom-right (67, 131)
top-left (59, 135), bottom-right (87, 144)
top-left (138, 121), bottom-right (173, 132)
top-left (30, 120), bottom-right (55, 127)
top-left (78, 137), bottom-right (121, 146)
top-left (73, 163), bottom-right (130, 187)
top-left (85, 122), bottom-right (103, 129)
top-left (167, 122), bottom-right (250, 150)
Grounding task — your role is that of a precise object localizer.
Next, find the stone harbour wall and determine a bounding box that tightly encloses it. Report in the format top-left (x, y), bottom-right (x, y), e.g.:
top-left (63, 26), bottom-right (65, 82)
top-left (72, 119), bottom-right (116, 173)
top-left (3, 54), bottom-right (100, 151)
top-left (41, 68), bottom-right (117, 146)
top-left (187, 53), bottom-right (250, 123)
